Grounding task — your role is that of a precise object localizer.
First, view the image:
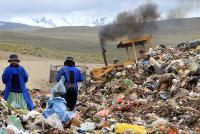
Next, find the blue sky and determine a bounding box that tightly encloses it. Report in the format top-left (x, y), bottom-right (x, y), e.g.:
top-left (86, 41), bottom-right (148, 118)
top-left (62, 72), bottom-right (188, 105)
top-left (0, 0), bottom-right (199, 19)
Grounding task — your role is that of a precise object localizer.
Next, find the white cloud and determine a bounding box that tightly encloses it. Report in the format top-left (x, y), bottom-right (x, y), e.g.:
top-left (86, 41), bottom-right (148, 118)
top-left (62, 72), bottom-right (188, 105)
top-left (0, 0), bottom-right (140, 17)
top-left (1, 0), bottom-right (200, 19)
top-left (1, 0), bottom-right (200, 27)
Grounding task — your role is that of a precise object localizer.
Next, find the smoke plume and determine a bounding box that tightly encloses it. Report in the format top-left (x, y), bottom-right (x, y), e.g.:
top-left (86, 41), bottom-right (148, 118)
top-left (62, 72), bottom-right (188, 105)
top-left (98, 0), bottom-right (200, 65)
top-left (168, 0), bottom-right (200, 18)
top-left (99, 2), bottom-right (160, 42)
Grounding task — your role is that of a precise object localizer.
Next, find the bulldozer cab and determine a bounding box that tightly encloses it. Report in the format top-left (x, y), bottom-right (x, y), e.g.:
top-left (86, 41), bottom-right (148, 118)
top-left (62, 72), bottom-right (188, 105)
top-left (117, 35), bottom-right (155, 63)
top-left (91, 35), bottom-right (155, 79)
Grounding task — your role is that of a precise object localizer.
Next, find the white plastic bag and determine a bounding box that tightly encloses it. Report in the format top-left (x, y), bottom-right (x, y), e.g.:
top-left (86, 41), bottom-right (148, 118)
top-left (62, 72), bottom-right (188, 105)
top-left (23, 110), bottom-right (41, 121)
top-left (43, 113), bottom-right (64, 130)
top-left (7, 125), bottom-right (20, 134)
top-left (80, 122), bottom-right (96, 131)
top-left (51, 76), bottom-right (66, 96)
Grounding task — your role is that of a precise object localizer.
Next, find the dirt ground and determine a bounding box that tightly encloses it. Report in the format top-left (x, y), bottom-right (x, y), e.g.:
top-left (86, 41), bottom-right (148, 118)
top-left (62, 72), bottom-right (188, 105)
top-left (0, 51), bottom-right (103, 91)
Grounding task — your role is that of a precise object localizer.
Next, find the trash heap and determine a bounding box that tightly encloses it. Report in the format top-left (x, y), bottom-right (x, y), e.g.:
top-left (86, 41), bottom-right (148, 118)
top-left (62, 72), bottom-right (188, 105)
top-left (0, 44), bottom-right (199, 134)
top-left (77, 44), bottom-right (200, 133)
top-left (0, 89), bottom-right (74, 133)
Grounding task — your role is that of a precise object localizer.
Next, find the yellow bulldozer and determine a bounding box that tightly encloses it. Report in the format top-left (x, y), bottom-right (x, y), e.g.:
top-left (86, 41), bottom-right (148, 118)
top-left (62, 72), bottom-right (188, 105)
top-left (91, 35), bottom-right (155, 79)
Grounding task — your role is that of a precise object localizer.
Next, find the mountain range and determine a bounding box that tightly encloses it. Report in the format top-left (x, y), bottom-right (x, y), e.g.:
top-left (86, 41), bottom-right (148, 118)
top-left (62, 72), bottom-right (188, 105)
top-left (0, 17), bottom-right (200, 62)
top-left (3, 16), bottom-right (113, 28)
top-left (1, 17), bottom-right (200, 44)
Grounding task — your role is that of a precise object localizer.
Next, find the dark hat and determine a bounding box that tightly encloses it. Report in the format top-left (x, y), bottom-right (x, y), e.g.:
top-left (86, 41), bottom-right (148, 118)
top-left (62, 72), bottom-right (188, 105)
top-left (64, 56), bottom-right (75, 66)
top-left (139, 48), bottom-right (146, 53)
top-left (8, 54), bottom-right (20, 62)
top-left (65, 57), bottom-right (75, 63)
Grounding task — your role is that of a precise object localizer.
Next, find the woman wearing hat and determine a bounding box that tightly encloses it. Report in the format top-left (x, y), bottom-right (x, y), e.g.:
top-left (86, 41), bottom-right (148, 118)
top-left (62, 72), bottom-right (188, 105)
top-left (56, 57), bottom-right (83, 111)
top-left (2, 54), bottom-right (34, 110)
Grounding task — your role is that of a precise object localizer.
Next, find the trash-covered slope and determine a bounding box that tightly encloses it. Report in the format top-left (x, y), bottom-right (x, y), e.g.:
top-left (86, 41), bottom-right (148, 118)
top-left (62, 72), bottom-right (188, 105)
top-left (0, 44), bottom-right (200, 134)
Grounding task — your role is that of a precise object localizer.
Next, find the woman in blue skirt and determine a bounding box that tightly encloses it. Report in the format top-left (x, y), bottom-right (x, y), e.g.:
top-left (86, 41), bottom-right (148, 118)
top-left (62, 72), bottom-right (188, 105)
top-left (2, 54), bottom-right (34, 110)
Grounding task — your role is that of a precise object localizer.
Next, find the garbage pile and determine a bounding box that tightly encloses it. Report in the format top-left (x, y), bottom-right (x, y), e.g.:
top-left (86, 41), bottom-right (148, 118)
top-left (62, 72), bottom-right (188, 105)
top-left (77, 44), bottom-right (200, 133)
top-left (0, 44), bottom-right (200, 134)
top-left (0, 89), bottom-right (75, 133)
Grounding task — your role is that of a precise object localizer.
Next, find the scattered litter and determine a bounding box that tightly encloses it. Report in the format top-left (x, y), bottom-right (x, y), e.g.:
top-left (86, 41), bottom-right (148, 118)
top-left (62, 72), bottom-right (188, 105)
top-left (0, 43), bottom-right (200, 133)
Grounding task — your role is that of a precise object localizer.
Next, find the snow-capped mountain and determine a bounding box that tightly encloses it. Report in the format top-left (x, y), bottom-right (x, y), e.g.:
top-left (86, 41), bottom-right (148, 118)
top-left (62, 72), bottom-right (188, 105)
top-left (6, 16), bottom-right (113, 28)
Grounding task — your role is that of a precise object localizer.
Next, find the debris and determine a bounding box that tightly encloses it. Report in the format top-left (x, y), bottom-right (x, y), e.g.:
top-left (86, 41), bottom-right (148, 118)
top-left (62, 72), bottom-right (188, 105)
top-left (6, 125), bottom-right (21, 134)
top-left (115, 123), bottom-right (146, 134)
top-left (77, 43), bottom-right (200, 133)
top-left (0, 42), bottom-right (200, 133)
top-left (79, 122), bottom-right (96, 132)
top-left (95, 109), bottom-right (109, 117)
top-left (43, 113), bottom-right (64, 130)
top-left (23, 110), bottom-right (41, 121)
top-left (8, 115), bottom-right (24, 131)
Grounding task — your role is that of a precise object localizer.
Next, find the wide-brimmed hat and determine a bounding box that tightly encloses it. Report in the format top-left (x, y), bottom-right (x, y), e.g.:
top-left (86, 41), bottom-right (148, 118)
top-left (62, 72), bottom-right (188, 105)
top-left (8, 54), bottom-right (20, 62)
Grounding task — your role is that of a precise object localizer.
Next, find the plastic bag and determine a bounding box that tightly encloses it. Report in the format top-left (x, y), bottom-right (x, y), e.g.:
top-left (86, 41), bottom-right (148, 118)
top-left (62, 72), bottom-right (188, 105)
top-left (43, 113), bottom-right (64, 130)
top-left (149, 57), bottom-right (164, 74)
top-left (95, 109), bottom-right (109, 117)
top-left (8, 115), bottom-right (24, 131)
top-left (123, 79), bottom-right (138, 88)
top-left (51, 76), bottom-right (66, 97)
top-left (115, 123), bottom-right (146, 134)
top-left (23, 110), bottom-right (41, 121)
top-left (7, 125), bottom-right (20, 134)
top-left (189, 61), bottom-right (199, 72)
top-left (80, 122), bottom-right (96, 131)
top-left (123, 79), bottom-right (133, 87)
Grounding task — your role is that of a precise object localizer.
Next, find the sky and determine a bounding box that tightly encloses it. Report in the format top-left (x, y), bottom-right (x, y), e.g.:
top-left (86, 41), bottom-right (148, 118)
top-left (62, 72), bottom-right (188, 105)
top-left (0, 0), bottom-right (200, 26)
top-left (0, 0), bottom-right (142, 19)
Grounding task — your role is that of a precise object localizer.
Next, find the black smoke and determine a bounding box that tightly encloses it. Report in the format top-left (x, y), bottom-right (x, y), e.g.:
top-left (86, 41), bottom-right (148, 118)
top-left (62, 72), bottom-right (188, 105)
top-left (99, 2), bottom-right (160, 42)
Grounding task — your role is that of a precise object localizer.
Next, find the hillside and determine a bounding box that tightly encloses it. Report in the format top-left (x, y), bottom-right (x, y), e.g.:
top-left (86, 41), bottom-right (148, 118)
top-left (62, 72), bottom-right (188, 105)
top-left (28, 17), bottom-right (200, 44)
top-left (153, 17), bottom-right (200, 44)
top-left (0, 21), bottom-right (41, 31)
top-left (0, 17), bottom-right (200, 63)
top-left (0, 31), bottom-right (99, 51)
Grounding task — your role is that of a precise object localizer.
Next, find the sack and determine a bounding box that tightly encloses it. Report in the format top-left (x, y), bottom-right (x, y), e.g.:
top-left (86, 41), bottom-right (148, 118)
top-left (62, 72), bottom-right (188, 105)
top-left (51, 76), bottom-right (66, 96)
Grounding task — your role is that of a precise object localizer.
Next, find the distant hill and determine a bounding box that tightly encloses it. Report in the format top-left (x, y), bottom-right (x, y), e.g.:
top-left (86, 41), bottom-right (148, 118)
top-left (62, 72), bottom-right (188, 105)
top-left (148, 17), bottom-right (200, 44)
top-left (30, 26), bottom-right (101, 40)
top-left (155, 17), bottom-right (200, 35)
top-left (30, 17), bottom-right (200, 44)
top-left (0, 17), bottom-right (200, 62)
top-left (0, 21), bottom-right (41, 31)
